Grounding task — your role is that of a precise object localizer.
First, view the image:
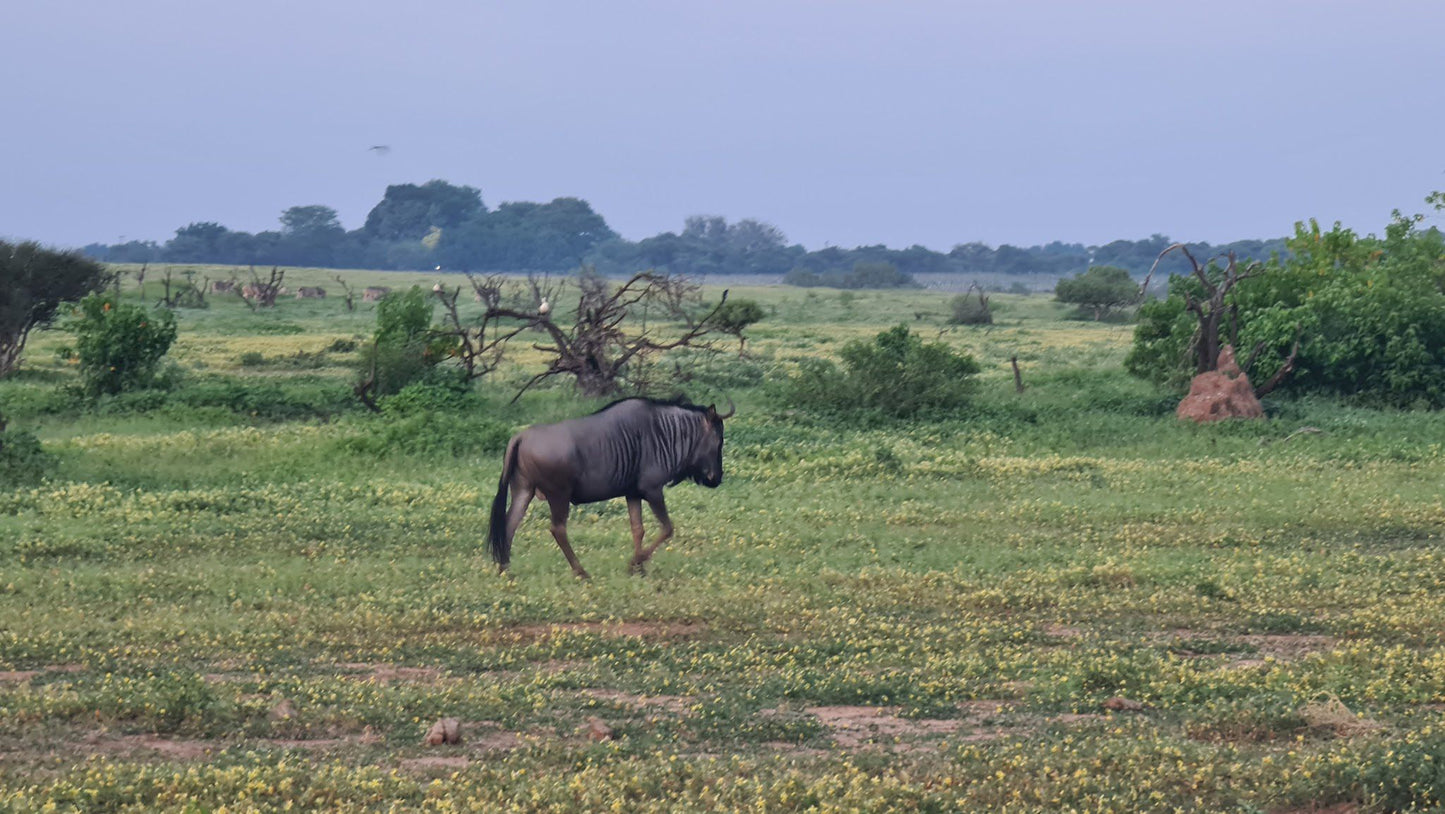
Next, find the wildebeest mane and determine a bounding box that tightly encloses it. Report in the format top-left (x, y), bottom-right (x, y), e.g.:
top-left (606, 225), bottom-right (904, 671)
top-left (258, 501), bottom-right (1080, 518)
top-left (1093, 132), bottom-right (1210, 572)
top-left (589, 395), bottom-right (711, 416)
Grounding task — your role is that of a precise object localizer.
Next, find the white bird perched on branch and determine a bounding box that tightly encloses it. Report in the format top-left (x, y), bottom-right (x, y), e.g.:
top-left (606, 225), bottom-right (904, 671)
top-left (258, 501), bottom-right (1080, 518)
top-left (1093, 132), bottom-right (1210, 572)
top-left (538, 298), bottom-right (551, 317)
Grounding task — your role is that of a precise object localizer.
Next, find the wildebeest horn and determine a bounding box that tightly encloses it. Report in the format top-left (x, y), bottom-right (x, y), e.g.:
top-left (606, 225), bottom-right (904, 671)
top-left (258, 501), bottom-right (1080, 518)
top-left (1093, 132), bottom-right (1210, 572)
top-left (717, 396), bottom-right (735, 419)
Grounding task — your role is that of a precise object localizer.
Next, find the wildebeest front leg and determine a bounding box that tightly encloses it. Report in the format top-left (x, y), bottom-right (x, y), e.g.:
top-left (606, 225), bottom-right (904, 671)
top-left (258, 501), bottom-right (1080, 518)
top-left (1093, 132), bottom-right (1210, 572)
top-left (627, 497), bottom-right (648, 575)
top-left (635, 493), bottom-right (674, 567)
top-left (546, 495), bottom-right (590, 580)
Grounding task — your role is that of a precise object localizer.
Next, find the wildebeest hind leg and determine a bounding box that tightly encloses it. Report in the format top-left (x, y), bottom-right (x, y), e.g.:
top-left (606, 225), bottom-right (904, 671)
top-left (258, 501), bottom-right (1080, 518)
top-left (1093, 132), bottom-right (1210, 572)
top-left (498, 487), bottom-right (535, 574)
top-left (627, 497), bottom-right (647, 575)
top-left (637, 494), bottom-right (673, 566)
top-left (546, 495), bottom-right (590, 580)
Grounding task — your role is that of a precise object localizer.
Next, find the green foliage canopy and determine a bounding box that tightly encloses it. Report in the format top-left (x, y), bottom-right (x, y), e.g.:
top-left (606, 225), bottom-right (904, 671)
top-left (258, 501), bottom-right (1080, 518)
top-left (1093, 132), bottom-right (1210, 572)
top-left (0, 241), bottom-right (109, 377)
top-left (1055, 265), bottom-right (1138, 320)
top-left (1127, 216), bottom-right (1445, 406)
top-left (360, 286), bottom-right (457, 397)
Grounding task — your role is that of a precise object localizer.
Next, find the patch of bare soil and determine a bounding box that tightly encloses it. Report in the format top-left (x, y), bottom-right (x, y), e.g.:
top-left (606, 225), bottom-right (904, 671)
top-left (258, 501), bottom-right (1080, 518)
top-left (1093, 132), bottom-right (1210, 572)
top-left (807, 703), bottom-right (1011, 750)
top-left (84, 734), bottom-right (219, 761)
top-left (400, 755), bottom-right (470, 773)
top-left (0, 664), bottom-right (84, 683)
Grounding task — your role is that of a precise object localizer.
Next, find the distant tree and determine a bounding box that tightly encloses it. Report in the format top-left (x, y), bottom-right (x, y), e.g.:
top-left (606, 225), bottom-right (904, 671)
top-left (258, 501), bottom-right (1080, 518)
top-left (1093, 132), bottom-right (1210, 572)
top-left (707, 298), bottom-right (766, 354)
top-left (1055, 265), bottom-right (1139, 320)
top-left (847, 261), bottom-right (915, 289)
top-left (279, 205), bottom-right (346, 267)
top-left (363, 180), bottom-right (486, 242)
top-left (439, 197), bottom-right (616, 271)
top-left (0, 241), bottom-right (110, 377)
top-left (165, 222), bottom-right (233, 262)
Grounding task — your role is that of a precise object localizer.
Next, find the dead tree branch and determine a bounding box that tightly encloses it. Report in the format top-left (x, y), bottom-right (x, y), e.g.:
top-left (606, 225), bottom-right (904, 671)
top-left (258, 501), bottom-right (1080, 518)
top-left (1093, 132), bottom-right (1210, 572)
top-left (333, 274), bottom-right (356, 312)
top-left (503, 269), bottom-right (731, 402)
top-left (1149, 245), bottom-right (1262, 374)
top-left (240, 266), bottom-right (285, 310)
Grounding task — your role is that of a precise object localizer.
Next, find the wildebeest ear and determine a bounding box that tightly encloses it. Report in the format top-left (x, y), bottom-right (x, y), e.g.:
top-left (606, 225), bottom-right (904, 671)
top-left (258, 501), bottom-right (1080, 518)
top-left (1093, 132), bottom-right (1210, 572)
top-left (705, 405), bottom-right (717, 419)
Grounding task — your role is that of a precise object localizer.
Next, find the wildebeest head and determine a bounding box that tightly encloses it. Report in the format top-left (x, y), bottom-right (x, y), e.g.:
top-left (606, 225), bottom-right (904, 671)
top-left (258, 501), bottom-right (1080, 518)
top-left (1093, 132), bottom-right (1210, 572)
top-left (682, 399), bottom-right (734, 488)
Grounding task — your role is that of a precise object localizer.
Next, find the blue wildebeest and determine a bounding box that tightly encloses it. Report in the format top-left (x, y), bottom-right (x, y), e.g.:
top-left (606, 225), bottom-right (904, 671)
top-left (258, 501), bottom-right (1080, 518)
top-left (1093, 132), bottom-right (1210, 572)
top-left (487, 397), bottom-right (733, 578)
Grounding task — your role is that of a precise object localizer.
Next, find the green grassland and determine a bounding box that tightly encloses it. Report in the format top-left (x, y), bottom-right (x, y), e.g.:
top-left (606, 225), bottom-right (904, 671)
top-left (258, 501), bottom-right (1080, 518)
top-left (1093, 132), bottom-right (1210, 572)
top-left (1, 266), bottom-right (1443, 812)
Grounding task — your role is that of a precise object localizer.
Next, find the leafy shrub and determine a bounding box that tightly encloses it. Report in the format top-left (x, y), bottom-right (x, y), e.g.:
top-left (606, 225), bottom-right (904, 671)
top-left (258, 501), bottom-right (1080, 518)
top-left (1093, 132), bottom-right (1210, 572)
top-left (0, 421), bottom-right (51, 486)
top-left (949, 291), bottom-right (993, 325)
top-left (358, 286), bottom-right (456, 397)
top-left (381, 374), bottom-right (479, 416)
top-left (1128, 216), bottom-right (1445, 406)
top-left (779, 323), bottom-right (980, 418)
top-left (70, 294), bottom-right (178, 396)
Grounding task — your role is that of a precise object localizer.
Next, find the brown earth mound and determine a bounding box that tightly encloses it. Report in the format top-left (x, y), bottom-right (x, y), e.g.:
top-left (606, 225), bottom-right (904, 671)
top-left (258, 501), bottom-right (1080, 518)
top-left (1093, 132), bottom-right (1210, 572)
top-left (1177, 345), bottom-right (1264, 423)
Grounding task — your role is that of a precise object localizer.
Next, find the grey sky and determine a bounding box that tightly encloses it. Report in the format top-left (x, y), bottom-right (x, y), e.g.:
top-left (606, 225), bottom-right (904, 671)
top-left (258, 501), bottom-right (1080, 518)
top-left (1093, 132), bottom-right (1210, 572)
top-left (4, 1), bottom-right (1443, 251)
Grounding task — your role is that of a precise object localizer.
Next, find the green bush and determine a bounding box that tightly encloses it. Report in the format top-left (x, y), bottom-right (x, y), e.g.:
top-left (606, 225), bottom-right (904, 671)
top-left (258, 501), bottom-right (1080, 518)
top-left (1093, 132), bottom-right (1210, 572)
top-left (949, 292), bottom-right (993, 325)
top-left (382, 374), bottom-right (479, 416)
top-left (70, 294), bottom-right (178, 396)
top-left (358, 287), bottom-right (456, 397)
top-left (779, 323), bottom-right (980, 418)
top-left (1128, 216), bottom-right (1445, 406)
top-left (0, 421), bottom-right (51, 486)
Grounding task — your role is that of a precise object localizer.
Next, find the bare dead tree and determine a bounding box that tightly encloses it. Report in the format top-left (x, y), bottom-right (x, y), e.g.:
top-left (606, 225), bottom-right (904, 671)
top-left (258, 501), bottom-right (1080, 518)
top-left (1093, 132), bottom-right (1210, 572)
top-left (333, 274), bottom-right (356, 312)
top-left (502, 270), bottom-right (730, 401)
top-left (158, 267), bottom-right (174, 308)
top-left (354, 339), bottom-right (382, 413)
top-left (134, 263), bottom-right (147, 302)
top-left (430, 273), bottom-right (540, 382)
top-left (1146, 245), bottom-right (1262, 374)
top-left (240, 266), bottom-right (285, 310)
top-left (1145, 244), bottom-right (1302, 397)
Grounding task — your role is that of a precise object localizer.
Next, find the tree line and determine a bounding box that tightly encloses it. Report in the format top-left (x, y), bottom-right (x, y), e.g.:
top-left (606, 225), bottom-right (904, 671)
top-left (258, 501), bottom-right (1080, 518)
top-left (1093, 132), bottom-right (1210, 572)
top-left (81, 179), bottom-right (1285, 283)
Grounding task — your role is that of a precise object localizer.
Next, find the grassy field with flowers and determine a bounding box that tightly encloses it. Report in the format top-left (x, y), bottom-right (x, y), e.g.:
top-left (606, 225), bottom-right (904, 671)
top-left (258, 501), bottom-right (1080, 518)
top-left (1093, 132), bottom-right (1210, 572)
top-left (1, 266), bottom-right (1443, 812)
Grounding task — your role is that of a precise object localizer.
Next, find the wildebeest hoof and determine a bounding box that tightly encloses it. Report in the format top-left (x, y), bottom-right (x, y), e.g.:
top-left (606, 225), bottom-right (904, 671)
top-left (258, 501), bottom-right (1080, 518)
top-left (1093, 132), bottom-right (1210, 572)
top-left (574, 569), bottom-right (592, 580)
top-left (628, 560), bottom-right (647, 577)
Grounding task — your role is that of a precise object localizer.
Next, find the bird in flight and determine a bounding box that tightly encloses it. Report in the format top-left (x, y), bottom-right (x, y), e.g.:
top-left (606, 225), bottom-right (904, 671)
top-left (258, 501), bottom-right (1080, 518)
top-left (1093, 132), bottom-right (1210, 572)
top-left (367, 145), bottom-right (391, 155)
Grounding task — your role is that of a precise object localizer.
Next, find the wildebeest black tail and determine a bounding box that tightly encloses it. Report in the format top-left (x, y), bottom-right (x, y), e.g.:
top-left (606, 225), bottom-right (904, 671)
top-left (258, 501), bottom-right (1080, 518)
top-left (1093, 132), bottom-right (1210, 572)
top-left (488, 437), bottom-right (520, 566)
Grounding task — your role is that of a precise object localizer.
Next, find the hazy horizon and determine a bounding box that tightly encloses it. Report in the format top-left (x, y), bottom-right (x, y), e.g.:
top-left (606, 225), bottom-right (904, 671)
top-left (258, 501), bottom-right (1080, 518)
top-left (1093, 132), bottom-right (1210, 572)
top-left (4, 1), bottom-right (1443, 252)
